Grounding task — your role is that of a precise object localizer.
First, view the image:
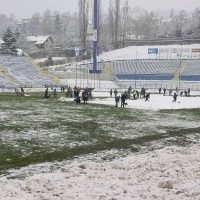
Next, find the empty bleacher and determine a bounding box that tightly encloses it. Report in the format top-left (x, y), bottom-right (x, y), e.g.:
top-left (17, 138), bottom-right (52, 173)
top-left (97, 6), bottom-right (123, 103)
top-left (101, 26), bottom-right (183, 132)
top-left (79, 59), bottom-right (200, 81)
top-left (109, 59), bottom-right (200, 81)
top-left (179, 60), bottom-right (200, 81)
top-left (0, 75), bottom-right (15, 87)
top-left (182, 60), bottom-right (200, 75)
top-left (111, 59), bottom-right (180, 75)
top-left (0, 55), bottom-right (55, 87)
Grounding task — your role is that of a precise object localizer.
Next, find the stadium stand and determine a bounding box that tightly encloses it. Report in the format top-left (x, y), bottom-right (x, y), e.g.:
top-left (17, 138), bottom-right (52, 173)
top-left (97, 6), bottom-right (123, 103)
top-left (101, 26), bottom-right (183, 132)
top-left (111, 59), bottom-right (180, 75)
top-left (0, 75), bottom-right (15, 87)
top-left (182, 60), bottom-right (200, 75)
top-left (175, 60), bottom-right (200, 81)
top-left (0, 55), bottom-right (55, 87)
top-left (80, 59), bottom-right (200, 82)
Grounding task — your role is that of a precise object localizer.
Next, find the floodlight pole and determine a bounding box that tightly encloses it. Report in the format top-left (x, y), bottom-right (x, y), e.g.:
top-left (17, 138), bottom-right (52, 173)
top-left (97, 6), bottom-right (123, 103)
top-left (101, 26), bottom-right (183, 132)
top-left (76, 57), bottom-right (77, 86)
top-left (179, 44), bottom-right (182, 91)
top-left (135, 45), bottom-right (138, 89)
top-left (93, 0), bottom-right (98, 72)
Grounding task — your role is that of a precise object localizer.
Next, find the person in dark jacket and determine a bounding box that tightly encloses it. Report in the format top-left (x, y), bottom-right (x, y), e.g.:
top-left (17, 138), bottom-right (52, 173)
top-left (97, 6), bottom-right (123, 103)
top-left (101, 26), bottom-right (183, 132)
top-left (121, 94), bottom-right (126, 108)
top-left (21, 87), bottom-right (24, 95)
top-left (44, 87), bottom-right (49, 98)
top-left (172, 93), bottom-right (178, 102)
top-left (163, 88), bottom-right (166, 96)
top-left (110, 89), bottom-right (112, 97)
top-left (145, 93), bottom-right (150, 102)
top-left (188, 88), bottom-right (190, 97)
top-left (115, 95), bottom-right (120, 107)
top-left (75, 96), bottom-right (81, 104)
top-left (52, 88), bottom-right (57, 98)
top-left (114, 89), bottom-right (118, 98)
top-left (140, 87), bottom-right (146, 98)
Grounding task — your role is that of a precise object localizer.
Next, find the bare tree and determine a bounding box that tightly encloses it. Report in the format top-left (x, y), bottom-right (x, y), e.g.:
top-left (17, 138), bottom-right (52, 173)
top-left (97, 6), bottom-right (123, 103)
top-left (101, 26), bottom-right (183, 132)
top-left (121, 0), bottom-right (129, 47)
top-left (29, 13), bottom-right (41, 35)
top-left (174, 10), bottom-right (187, 37)
top-left (108, 0), bottom-right (115, 45)
top-left (132, 11), bottom-right (157, 39)
top-left (108, 0), bottom-right (121, 49)
top-left (0, 14), bottom-right (17, 37)
top-left (79, 0), bottom-right (89, 49)
top-left (42, 9), bottom-right (53, 35)
top-left (114, 0), bottom-right (120, 49)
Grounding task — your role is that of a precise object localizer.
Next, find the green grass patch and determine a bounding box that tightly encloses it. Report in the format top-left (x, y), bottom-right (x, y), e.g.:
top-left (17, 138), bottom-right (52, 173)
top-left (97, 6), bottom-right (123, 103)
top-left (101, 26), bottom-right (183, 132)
top-left (0, 92), bottom-right (200, 174)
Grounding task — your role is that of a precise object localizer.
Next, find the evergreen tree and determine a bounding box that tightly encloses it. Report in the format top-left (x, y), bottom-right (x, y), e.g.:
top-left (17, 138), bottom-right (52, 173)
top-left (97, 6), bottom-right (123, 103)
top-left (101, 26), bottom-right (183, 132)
top-left (1, 27), bottom-right (18, 55)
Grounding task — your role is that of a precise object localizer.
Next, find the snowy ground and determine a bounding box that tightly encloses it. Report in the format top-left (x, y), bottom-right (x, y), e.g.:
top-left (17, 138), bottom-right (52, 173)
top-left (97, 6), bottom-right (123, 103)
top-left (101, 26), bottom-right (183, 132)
top-left (0, 92), bottom-right (200, 200)
top-left (91, 94), bottom-right (200, 110)
top-left (1, 43), bottom-right (200, 199)
top-left (0, 146), bottom-right (200, 200)
top-left (60, 90), bottom-right (200, 110)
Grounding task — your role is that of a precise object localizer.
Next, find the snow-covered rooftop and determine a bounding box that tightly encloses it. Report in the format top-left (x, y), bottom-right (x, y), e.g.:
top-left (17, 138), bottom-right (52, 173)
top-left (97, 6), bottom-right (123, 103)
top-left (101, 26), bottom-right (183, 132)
top-left (27, 35), bottom-right (51, 44)
top-left (98, 44), bottom-right (200, 61)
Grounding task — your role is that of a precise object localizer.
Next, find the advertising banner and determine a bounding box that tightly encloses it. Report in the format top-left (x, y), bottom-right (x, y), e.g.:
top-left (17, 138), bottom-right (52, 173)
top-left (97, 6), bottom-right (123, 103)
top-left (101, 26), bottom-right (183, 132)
top-left (192, 49), bottom-right (200, 53)
top-left (148, 48), bottom-right (158, 54)
top-left (159, 48), bottom-right (170, 54)
top-left (181, 48), bottom-right (190, 53)
top-left (170, 48), bottom-right (180, 53)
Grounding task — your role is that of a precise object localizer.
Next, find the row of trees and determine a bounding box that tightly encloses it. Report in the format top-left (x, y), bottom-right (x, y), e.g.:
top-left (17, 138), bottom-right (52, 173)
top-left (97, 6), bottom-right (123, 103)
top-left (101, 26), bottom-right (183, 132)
top-left (0, 1), bottom-right (200, 54)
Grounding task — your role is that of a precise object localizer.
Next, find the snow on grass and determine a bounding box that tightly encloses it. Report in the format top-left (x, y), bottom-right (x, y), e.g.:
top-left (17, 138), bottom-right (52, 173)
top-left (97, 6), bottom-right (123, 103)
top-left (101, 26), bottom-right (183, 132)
top-left (1, 93), bottom-right (199, 199)
top-left (1, 41), bottom-right (200, 199)
top-left (0, 146), bottom-right (200, 200)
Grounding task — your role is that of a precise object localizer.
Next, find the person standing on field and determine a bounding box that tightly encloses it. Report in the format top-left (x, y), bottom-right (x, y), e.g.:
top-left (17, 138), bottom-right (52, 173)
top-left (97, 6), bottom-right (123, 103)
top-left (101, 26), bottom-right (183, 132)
top-left (163, 88), bottom-right (166, 96)
top-left (121, 94), bottom-right (126, 108)
top-left (172, 93), bottom-right (178, 102)
top-left (114, 89), bottom-right (118, 98)
top-left (110, 89), bottom-right (112, 97)
top-left (44, 87), bottom-right (49, 98)
top-left (115, 95), bottom-right (120, 107)
top-left (145, 93), bottom-right (150, 102)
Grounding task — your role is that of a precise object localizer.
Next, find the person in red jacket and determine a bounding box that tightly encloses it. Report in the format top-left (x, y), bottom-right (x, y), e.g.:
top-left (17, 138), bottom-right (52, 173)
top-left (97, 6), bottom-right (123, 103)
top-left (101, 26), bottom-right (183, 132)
top-left (82, 89), bottom-right (88, 104)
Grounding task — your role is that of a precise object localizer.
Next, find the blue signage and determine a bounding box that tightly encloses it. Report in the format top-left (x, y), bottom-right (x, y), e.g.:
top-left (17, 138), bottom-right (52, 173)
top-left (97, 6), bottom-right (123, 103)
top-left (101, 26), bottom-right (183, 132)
top-left (148, 48), bottom-right (158, 54)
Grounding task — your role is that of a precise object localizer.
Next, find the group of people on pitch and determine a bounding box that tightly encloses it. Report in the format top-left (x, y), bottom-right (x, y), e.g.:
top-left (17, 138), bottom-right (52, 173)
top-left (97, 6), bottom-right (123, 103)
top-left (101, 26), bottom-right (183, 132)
top-left (43, 87), bottom-right (57, 98)
top-left (113, 87), bottom-right (151, 108)
top-left (74, 87), bottom-right (92, 104)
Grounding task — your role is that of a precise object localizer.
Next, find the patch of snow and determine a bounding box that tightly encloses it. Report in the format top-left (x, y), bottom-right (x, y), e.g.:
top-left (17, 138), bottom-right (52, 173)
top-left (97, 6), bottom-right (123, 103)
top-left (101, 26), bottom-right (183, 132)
top-left (59, 92), bottom-right (200, 110)
top-left (0, 146), bottom-right (199, 199)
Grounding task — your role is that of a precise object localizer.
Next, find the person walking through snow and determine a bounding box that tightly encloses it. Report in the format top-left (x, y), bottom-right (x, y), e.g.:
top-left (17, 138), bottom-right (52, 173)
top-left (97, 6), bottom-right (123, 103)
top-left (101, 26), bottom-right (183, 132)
top-left (145, 93), bottom-right (150, 102)
top-left (115, 95), bottom-right (120, 107)
top-left (172, 93), bottom-right (178, 102)
top-left (110, 89), bottom-right (112, 97)
top-left (121, 94), bottom-right (126, 108)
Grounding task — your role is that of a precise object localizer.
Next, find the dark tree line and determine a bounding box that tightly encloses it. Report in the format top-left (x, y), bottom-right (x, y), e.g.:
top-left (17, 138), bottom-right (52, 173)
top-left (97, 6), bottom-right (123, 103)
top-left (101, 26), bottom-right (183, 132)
top-left (0, 1), bottom-right (199, 53)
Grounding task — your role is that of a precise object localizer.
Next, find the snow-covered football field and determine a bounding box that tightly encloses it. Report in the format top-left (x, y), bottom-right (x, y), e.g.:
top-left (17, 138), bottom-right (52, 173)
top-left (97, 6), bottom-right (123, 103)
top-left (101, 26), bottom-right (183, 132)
top-left (0, 90), bottom-right (200, 200)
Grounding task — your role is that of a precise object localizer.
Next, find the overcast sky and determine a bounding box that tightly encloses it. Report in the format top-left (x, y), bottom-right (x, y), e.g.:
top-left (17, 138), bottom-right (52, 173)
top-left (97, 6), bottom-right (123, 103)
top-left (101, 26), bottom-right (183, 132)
top-left (0, 0), bottom-right (199, 20)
